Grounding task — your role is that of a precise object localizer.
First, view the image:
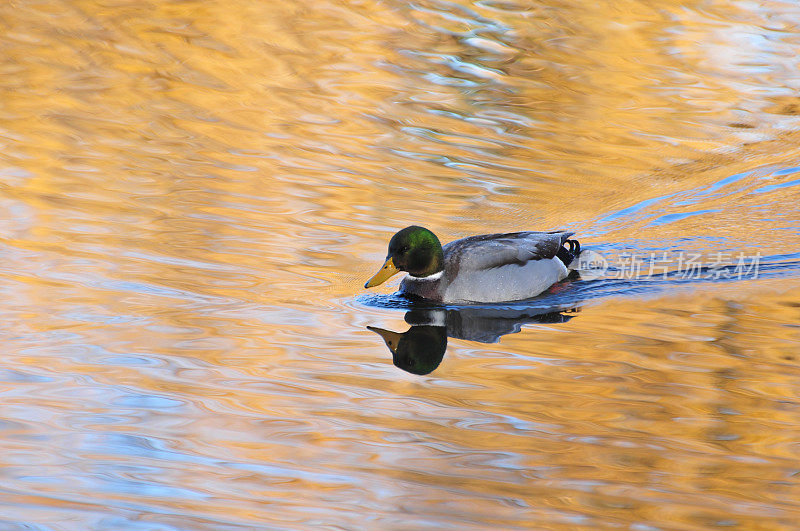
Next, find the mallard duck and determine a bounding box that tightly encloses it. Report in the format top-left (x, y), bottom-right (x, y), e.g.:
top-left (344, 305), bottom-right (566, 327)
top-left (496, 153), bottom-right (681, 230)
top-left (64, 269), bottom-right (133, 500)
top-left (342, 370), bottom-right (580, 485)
top-left (364, 225), bottom-right (581, 303)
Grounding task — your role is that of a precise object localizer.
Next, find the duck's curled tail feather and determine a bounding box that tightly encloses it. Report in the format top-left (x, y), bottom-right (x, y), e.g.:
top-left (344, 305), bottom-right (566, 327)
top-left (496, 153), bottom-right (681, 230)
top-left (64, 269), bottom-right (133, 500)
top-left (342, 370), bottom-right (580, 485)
top-left (556, 238), bottom-right (581, 269)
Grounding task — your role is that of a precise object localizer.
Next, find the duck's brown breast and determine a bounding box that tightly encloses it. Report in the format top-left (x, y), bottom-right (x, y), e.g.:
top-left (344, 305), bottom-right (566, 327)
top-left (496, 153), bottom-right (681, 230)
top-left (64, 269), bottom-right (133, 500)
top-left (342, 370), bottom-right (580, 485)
top-left (400, 275), bottom-right (445, 301)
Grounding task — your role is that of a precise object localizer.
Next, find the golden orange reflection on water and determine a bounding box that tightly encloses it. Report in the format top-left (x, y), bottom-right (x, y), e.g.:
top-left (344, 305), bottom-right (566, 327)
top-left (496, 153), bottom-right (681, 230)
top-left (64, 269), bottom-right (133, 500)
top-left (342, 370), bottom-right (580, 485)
top-left (1, 0), bottom-right (799, 527)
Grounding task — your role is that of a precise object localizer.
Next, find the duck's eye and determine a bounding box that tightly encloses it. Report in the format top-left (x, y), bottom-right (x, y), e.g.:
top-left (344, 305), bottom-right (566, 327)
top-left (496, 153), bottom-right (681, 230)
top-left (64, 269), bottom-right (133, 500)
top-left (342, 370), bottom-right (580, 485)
top-left (400, 246), bottom-right (410, 253)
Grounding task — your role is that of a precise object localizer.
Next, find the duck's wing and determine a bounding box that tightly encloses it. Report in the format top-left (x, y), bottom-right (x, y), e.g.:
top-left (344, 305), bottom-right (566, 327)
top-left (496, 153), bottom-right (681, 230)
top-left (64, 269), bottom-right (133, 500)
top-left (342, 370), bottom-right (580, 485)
top-left (443, 231), bottom-right (573, 272)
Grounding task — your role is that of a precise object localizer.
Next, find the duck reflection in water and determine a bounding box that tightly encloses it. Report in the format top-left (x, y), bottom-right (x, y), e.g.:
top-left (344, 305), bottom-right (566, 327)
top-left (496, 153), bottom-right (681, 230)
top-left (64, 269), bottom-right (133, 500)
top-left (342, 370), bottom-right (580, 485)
top-left (368, 306), bottom-right (578, 375)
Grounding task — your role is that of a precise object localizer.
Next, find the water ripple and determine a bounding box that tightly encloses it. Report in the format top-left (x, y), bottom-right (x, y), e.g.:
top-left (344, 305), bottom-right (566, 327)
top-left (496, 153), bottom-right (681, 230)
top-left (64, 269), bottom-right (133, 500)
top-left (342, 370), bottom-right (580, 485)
top-left (1, 0), bottom-right (800, 527)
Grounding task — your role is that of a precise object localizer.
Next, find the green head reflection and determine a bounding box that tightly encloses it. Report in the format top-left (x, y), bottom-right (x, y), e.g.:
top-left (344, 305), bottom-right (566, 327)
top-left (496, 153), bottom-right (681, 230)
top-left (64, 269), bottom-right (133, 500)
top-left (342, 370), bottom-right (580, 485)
top-left (367, 325), bottom-right (447, 375)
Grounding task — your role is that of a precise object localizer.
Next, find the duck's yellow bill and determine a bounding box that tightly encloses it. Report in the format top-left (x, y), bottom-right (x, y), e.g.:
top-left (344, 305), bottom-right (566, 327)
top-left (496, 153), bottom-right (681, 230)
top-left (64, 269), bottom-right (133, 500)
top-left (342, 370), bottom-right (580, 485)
top-left (367, 326), bottom-right (402, 354)
top-left (364, 257), bottom-right (400, 288)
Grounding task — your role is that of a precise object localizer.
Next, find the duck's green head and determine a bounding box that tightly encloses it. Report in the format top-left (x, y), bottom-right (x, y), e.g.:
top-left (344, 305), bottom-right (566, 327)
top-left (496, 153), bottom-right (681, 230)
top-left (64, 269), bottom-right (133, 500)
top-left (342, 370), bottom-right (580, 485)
top-left (364, 226), bottom-right (444, 288)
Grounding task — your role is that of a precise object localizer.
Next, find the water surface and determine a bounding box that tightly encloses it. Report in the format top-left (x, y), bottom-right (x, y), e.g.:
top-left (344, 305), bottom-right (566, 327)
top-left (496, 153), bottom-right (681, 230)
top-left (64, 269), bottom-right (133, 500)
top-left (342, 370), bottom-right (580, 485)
top-left (1, 0), bottom-right (800, 528)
